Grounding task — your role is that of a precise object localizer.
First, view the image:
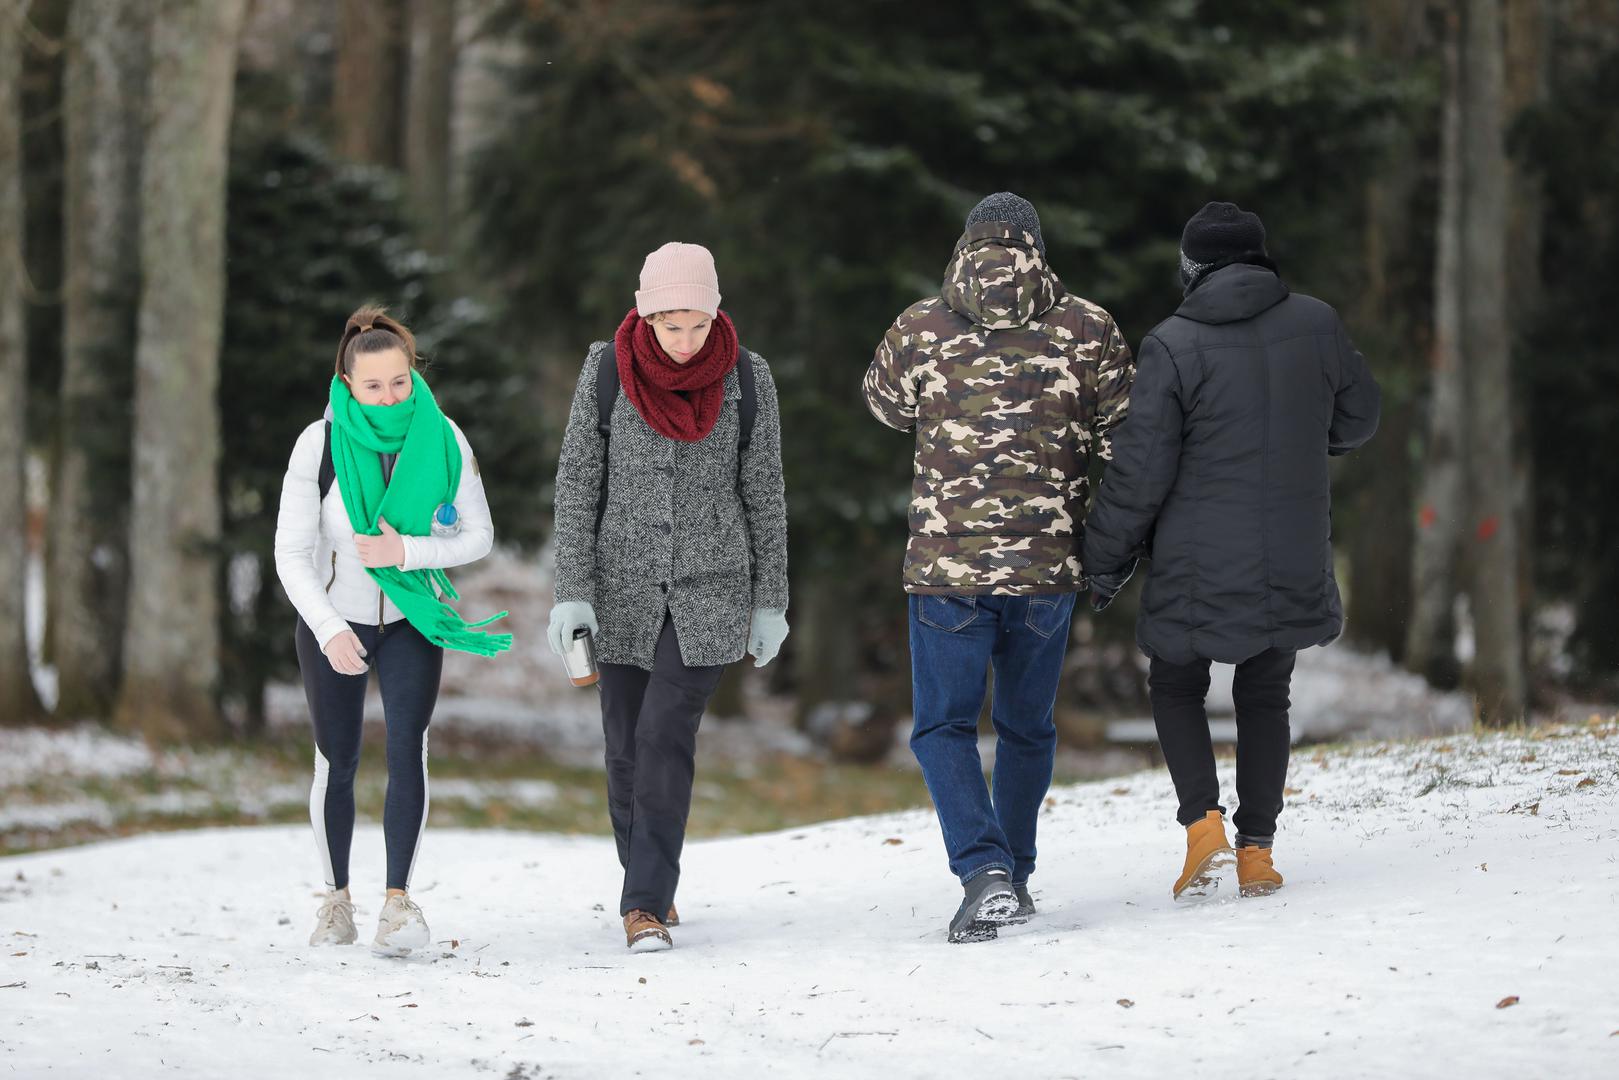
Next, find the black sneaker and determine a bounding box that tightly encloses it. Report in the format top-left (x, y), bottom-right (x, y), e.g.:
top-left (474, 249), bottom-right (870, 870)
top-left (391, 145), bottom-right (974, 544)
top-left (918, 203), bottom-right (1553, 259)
top-left (1005, 883), bottom-right (1035, 924)
top-left (947, 870), bottom-right (1019, 944)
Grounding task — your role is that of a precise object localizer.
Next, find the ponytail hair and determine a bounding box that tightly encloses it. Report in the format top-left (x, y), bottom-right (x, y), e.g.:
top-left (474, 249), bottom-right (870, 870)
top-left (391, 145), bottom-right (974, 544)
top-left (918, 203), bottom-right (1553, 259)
top-left (335, 305), bottom-right (419, 378)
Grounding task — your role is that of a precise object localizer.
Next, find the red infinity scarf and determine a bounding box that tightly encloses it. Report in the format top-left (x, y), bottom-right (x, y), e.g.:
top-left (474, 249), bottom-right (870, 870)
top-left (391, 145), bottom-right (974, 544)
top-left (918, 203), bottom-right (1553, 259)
top-left (613, 308), bottom-right (740, 443)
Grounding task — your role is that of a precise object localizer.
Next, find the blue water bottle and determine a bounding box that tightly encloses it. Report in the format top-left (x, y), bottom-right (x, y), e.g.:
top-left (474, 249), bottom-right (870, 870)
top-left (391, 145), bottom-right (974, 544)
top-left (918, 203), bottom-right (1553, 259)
top-left (431, 503), bottom-right (461, 538)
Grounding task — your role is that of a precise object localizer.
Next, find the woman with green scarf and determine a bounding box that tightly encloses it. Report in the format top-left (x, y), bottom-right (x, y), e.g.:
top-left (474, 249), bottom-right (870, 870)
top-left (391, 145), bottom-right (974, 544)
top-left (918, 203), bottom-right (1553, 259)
top-left (274, 306), bottom-right (511, 956)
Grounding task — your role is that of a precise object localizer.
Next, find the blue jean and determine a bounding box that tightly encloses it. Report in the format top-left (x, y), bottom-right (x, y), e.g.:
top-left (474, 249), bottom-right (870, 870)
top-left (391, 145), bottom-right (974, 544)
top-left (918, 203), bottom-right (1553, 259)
top-left (908, 592), bottom-right (1076, 885)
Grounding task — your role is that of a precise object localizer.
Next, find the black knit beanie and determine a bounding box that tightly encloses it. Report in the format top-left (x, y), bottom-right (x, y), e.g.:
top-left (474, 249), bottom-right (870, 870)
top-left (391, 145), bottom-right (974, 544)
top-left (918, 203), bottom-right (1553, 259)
top-left (966, 192), bottom-right (1046, 260)
top-left (1180, 201), bottom-right (1267, 285)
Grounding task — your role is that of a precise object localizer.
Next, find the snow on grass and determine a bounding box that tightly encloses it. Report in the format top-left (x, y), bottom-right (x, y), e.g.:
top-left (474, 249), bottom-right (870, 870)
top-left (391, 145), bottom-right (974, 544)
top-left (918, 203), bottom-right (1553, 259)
top-left (0, 725), bottom-right (156, 788)
top-left (2, 719), bottom-right (1615, 1078)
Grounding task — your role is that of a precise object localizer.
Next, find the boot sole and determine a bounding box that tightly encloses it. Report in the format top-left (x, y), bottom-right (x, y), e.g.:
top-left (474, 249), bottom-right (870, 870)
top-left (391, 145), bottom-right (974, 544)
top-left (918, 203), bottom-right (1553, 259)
top-left (948, 922), bottom-right (999, 944)
top-left (1173, 849), bottom-right (1237, 905)
top-left (1238, 880), bottom-right (1282, 898)
top-left (977, 890), bottom-right (1022, 925)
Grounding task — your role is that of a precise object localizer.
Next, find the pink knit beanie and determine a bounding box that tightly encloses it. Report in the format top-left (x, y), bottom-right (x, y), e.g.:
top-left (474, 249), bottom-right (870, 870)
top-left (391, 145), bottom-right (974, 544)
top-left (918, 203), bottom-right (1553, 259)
top-left (634, 242), bottom-right (721, 318)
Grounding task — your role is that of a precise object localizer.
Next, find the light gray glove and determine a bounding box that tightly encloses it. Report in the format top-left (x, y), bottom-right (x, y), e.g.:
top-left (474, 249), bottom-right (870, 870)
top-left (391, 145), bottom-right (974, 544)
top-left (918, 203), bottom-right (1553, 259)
top-left (747, 607), bottom-right (789, 668)
top-left (547, 600), bottom-right (599, 656)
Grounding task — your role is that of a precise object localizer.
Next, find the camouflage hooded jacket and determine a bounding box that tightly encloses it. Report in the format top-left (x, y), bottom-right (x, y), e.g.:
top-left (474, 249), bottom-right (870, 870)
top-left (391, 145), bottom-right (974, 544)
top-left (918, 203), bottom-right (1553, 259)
top-left (863, 222), bottom-right (1134, 595)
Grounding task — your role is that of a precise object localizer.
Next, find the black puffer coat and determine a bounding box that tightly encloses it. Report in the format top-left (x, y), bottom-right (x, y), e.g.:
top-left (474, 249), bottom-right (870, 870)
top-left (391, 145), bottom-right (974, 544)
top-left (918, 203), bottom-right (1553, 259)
top-left (1082, 263), bottom-right (1380, 665)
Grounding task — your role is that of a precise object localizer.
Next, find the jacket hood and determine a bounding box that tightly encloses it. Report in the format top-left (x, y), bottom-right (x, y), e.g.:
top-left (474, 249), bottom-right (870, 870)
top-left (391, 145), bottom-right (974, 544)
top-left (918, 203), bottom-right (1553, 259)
top-left (1175, 262), bottom-right (1289, 325)
top-left (940, 222), bottom-right (1060, 329)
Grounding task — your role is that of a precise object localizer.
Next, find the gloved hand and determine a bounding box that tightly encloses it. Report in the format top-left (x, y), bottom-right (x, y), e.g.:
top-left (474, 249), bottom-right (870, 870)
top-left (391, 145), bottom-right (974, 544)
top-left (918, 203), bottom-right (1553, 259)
top-left (1087, 559), bottom-right (1139, 614)
top-left (747, 607), bottom-right (789, 668)
top-left (547, 600), bottom-right (599, 656)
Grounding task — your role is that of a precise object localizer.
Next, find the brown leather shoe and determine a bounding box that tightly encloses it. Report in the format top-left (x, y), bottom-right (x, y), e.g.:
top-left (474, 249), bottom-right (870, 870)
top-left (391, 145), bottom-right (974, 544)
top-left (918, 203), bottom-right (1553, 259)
top-left (624, 910), bottom-right (672, 952)
top-left (1237, 846), bottom-right (1284, 897)
top-left (1173, 810), bottom-right (1236, 902)
top-left (665, 903), bottom-right (679, 927)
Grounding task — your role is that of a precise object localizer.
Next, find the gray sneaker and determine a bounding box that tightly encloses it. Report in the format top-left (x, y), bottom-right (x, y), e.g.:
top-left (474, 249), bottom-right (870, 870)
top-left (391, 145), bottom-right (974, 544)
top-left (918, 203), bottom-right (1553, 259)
top-left (372, 893), bottom-right (430, 956)
top-left (947, 870), bottom-right (1019, 944)
top-left (1006, 883), bottom-right (1035, 924)
top-left (309, 888), bottom-right (357, 946)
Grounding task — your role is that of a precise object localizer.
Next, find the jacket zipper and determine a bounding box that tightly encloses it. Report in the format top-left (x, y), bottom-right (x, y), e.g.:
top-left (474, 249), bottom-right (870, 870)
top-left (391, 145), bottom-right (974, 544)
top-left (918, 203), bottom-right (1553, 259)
top-left (324, 551), bottom-right (337, 593)
top-left (378, 588), bottom-right (385, 635)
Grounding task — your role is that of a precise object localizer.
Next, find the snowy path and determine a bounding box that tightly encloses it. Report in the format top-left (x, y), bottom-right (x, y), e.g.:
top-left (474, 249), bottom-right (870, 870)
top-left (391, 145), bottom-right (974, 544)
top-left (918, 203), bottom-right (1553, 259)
top-left (2, 721), bottom-right (1616, 1079)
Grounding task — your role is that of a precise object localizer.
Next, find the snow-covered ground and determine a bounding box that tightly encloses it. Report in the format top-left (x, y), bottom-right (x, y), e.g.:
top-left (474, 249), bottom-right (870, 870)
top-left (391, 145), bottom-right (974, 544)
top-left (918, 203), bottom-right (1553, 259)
top-left (3, 719), bottom-right (1615, 1079)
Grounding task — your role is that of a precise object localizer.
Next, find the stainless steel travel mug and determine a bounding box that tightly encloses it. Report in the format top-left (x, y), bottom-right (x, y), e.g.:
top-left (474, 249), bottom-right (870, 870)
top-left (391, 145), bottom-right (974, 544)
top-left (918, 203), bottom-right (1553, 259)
top-left (563, 626), bottom-right (599, 687)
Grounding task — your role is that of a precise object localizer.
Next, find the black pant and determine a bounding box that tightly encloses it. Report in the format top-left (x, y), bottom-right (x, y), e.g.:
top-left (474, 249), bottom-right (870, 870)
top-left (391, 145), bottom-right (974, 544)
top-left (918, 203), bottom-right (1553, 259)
top-left (597, 614), bottom-right (726, 917)
top-left (295, 617), bottom-right (443, 892)
top-left (1147, 647), bottom-right (1297, 840)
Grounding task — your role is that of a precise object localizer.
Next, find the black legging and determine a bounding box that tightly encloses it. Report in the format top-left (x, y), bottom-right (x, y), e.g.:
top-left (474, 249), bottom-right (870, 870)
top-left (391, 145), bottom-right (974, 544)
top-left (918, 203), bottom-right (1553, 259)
top-left (295, 617), bottom-right (443, 892)
top-left (1147, 647), bottom-right (1297, 840)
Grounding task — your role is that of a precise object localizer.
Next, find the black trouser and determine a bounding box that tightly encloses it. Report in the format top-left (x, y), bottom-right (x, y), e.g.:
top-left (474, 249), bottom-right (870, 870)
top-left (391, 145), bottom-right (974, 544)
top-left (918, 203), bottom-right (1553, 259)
top-left (295, 617), bottom-right (443, 892)
top-left (1146, 647), bottom-right (1297, 841)
top-left (597, 613), bottom-right (726, 918)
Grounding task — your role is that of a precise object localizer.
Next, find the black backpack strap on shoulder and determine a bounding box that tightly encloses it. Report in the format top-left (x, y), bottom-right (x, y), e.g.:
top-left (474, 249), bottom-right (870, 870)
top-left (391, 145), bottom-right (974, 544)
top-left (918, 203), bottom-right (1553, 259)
top-left (736, 349), bottom-right (757, 456)
top-left (597, 342), bottom-right (619, 439)
top-left (594, 344), bottom-right (617, 534)
top-left (318, 420), bottom-right (335, 501)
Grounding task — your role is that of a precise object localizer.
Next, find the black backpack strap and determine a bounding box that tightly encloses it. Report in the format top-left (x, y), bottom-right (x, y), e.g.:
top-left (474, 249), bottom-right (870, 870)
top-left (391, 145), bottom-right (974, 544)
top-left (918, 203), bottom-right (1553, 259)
top-left (597, 342), bottom-right (619, 439)
top-left (736, 349), bottom-right (756, 456)
top-left (318, 420), bottom-right (335, 501)
top-left (594, 344), bottom-right (617, 534)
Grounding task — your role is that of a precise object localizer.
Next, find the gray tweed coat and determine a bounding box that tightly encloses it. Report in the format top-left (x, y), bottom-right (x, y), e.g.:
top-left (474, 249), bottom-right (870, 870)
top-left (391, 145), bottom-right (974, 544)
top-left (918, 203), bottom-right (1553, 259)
top-left (552, 342), bottom-right (789, 670)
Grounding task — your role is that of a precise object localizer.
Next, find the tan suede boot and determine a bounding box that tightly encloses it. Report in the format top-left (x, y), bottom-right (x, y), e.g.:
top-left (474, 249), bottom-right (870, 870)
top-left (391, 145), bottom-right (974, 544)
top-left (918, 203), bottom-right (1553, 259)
top-left (1237, 846), bottom-right (1284, 897)
top-left (666, 904), bottom-right (679, 927)
top-left (624, 910), bottom-right (672, 952)
top-left (1173, 810), bottom-right (1236, 902)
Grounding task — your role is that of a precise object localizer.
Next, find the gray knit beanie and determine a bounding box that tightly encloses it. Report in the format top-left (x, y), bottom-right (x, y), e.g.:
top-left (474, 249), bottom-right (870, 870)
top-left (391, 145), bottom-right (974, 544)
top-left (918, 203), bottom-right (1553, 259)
top-left (966, 192), bottom-right (1046, 260)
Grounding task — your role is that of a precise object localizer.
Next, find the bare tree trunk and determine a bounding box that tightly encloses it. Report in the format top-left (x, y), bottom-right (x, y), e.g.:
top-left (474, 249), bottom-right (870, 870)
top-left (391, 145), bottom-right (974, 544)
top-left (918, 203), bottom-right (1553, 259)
top-left (333, 0), bottom-right (403, 166)
top-left (52, 0), bottom-right (148, 722)
top-left (1405, 12), bottom-right (1466, 686)
top-left (405, 0), bottom-right (457, 252)
top-left (1458, 0), bottom-right (1526, 722)
top-left (1503, 0), bottom-right (1545, 676)
top-left (115, 0), bottom-right (247, 742)
top-left (0, 0), bottom-right (43, 725)
top-left (1346, 0), bottom-right (1426, 661)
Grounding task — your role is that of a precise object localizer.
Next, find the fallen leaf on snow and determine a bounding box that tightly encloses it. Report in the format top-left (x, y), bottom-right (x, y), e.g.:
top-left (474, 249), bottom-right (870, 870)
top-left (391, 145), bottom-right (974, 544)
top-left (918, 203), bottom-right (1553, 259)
top-left (1284, 787), bottom-right (1303, 796)
top-left (1556, 769), bottom-right (1582, 776)
top-left (1576, 777), bottom-right (1597, 789)
top-left (1495, 996), bottom-right (1519, 1009)
top-left (883, 838), bottom-right (903, 846)
top-left (1110, 787), bottom-right (1130, 796)
top-left (689, 1039), bottom-right (705, 1046)
top-left (1478, 864), bottom-right (1488, 873)
top-left (1116, 999), bottom-right (1134, 1009)
top-left (516, 1018), bottom-right (534, 1028)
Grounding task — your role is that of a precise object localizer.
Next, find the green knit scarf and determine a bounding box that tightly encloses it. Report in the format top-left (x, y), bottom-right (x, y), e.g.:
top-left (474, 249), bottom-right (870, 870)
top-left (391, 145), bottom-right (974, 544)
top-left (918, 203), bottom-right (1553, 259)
top-left (328, 371), bottom-right (512, 656)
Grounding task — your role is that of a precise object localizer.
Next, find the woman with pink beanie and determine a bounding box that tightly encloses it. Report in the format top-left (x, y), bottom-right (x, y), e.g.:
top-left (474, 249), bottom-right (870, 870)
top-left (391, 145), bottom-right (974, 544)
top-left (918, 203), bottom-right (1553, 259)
top-left (548, 242), bottom-right (790, 952)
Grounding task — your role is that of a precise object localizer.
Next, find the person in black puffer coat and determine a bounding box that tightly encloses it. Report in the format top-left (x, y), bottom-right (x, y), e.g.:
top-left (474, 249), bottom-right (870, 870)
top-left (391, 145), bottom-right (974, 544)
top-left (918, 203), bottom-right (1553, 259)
top-left (1083, 202), bottom-right (1380, 903)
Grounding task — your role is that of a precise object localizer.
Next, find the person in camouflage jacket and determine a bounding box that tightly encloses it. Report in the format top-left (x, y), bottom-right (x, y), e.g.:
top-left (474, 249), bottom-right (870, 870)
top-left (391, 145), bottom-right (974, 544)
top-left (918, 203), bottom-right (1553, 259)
top-left (863, 217), bottom-right (1133, 594)
top-left (863, 192), bottom-right (1133, 943)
